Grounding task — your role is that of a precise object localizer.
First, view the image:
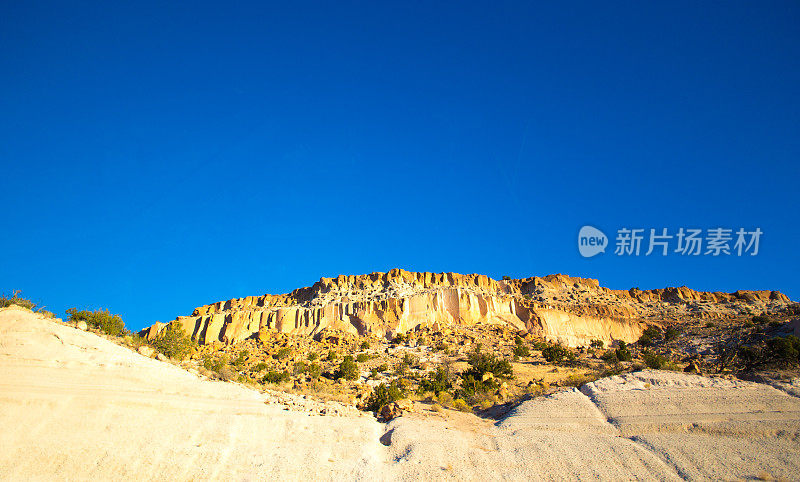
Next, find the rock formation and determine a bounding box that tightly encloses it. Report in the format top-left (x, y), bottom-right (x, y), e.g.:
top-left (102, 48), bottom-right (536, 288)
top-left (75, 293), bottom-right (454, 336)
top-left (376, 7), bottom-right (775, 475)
top-left (141, 269), bottom-right (792, 348)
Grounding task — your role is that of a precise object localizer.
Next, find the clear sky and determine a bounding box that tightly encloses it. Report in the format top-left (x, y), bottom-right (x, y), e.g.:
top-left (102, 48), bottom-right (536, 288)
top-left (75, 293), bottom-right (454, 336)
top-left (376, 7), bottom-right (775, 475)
top-left (1, 1), bottom-right (798, 331)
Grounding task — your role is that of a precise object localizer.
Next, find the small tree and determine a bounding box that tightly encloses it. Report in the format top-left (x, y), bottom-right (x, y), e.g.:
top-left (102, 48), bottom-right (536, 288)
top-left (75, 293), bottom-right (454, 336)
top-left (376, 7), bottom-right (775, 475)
top-left (150, 322), bottom-right (195, 360)
top-left (337, 355), bottom-right (359, 380)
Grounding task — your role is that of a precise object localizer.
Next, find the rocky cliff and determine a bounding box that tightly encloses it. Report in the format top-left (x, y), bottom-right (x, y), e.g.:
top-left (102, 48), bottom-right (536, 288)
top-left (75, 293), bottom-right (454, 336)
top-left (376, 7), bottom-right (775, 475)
top-left (142, 269), bottom-right (792, 348)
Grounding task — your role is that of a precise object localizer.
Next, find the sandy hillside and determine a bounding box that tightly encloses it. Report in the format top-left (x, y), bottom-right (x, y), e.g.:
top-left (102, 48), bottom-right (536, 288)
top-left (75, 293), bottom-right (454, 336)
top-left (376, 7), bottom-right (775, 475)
top-left (1, 306), bottom-right (799, 481)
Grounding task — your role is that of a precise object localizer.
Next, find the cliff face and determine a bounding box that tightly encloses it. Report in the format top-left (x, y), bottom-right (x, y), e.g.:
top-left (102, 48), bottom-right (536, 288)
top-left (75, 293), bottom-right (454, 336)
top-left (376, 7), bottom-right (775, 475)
top-left (142, 269), bottom-right (792, 348)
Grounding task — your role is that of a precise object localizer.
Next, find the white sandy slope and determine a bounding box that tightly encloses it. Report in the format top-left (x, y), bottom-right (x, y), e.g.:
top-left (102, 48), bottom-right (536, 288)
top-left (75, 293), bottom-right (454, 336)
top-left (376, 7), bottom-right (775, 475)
top-left (1, 306), bottom-right (799, 481)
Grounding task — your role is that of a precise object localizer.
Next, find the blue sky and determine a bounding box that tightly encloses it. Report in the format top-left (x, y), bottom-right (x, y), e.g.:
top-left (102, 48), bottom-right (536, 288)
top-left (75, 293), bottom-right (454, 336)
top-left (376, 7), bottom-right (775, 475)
top-left (1, 1), bottom-right (798, 330)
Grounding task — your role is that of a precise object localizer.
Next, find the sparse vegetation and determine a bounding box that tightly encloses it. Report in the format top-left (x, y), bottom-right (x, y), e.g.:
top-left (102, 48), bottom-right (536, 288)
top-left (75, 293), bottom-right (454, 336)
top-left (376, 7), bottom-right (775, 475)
top-left (336, 355), bottom-right (359, 381)
top-left (365, 380), bottom-right (405, 412)
top-left (66, 308), bottom-right (126, 336)
top-left (356, 353), bottom-right (369, 363)
top-left (0, 290), bottom-right (37, 311)
top-left (542, 343), bottom-right (576, 365)
top-left (149, 322), bottom-right (195, 360)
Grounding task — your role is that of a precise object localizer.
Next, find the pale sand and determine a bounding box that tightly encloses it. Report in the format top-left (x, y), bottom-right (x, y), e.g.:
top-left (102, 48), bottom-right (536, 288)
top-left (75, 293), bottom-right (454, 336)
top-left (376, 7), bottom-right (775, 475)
top-left (1, 306), bottom-right (799, 481)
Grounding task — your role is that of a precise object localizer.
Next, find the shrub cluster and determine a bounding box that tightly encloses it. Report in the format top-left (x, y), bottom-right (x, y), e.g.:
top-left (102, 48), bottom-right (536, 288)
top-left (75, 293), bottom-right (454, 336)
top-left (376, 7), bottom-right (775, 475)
top-left (336, 355), bottom-right (359, 381)
top-left (149, 322), bottom-right (195, 359)
top-left (66, 308), bottom-right (126, 336)
top-left (0, 291), bottom-right (37, 311)
top-left (365, 380), bottom-right (404, 412)
top-left (541, 343), bottom-right (576, 365)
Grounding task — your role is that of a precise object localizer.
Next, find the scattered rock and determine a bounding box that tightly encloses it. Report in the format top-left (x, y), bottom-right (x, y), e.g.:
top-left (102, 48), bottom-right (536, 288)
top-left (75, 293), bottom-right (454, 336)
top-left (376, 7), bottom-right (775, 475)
top-left (379, 402), bottom-right (403, 422)
top-left (76, 321), bottom-right (88, 331)
top-left (137, 346), bottom-right (155, 357)
top-left (156, 353), bottom-right (168, 362)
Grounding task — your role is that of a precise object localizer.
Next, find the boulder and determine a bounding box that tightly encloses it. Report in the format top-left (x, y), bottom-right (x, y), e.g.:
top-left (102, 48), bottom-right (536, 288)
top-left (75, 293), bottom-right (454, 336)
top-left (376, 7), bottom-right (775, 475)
top-left (137, 346), bottom-right (155, 357)
top-left (76, 321), bottom-right (88, 331)
top-left (379, 402), bottom-right (403, 422)
top-left (156, 353), bottom-right (168, 362)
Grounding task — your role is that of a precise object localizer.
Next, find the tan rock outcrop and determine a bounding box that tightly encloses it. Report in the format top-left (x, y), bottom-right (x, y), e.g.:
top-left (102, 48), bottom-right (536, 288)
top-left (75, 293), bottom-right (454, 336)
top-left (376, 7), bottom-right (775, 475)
top-left (141, 269), bottom-right (793, 348)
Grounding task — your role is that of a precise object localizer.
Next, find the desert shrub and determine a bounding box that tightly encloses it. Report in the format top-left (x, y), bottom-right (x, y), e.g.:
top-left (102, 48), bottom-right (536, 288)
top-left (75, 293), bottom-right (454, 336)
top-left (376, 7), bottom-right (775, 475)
top-left (336, 355), bottom-right (359, 381)
top-left (360, 340), bottom-right (370, 350)
top-left (66, 308), bottom-right (126, 336)
top-left (293, 361), bottom-right (308, 374)
top-left (705, 322), bottom-right (716, 328)
top-left (275, 347), bottom-right (292, 360)
top-left (542, 344), bottom-right (575, 365)
top-left (637, 334), bottom-right (653, 346)
top-left (0, 290), bottom-right (37, 310)
top-left (418, 367), bottom-right (452, 395)
top-left (435, 342), bottom-right (449, 353)
top-left (253, 362), bottom-right (269, 372)
top-left (752, 314), bottom-right (771, 324)
top-left (512, 344), bottom-right (530, 357)
top-left (615, 341), bottom-right (633, 362)
top-left (326, 350), bottom-right (337, 361)
top-left (765, 336), bottom-right (800, 364)
top-left (232, 350), bottom-right (248, 369)
top-left (392, 333), bottom-right (407, 345)
top-left (589, 339), bottom-right (604, 349)
top-left (204, 355), bottom-right (227, 371)
top-left (356, 353), bottom-right (369, 363)
top-left (564, 373), bottom-right (587, 387)
top-left (664, 326), bottom-right (679, 341)
top-left (218, 366), bottom-right (238, 381)
top-left (642, 326), bottom-right (661, 339)
top-left (394, 362), bottom-right (409, 376)
top-left (365, 381), bottom-right (404, 412)
top-left (402, 353), bottom-right (418, 368)
top-left (307, 362), bottom-right (322, 378)
top-left (601, 349), bottom-right (619, 363)
top-left (642, 351), bottom-right (666, 369)
top-left (377, 363), bottom-right (389, 372)
top-left (769, 320), bottom-right (783, 328)
top-left (502, 276), bottom-right (511, 281)
top-left (464, 351), bottom-right (513, 379)
top-left (436, 391), bottom-right (454, 406)
top-left (262, 370), bottom-right (290, 384)
top-left (307, 352), bottom-right (319, 361)
top-left (149, 322), bottom-right (194, 359)
top-left (452, 398), bottom-right (471, 412)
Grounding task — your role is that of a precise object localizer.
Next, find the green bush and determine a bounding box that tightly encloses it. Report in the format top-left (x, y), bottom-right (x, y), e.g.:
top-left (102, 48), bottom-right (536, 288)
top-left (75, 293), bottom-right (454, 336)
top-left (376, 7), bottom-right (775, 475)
top-left (615, 341), bottom-right (633, 362)
top-left (512, 344), bottom-right (530, 357)
top-left (589, 339), bottom-right (604, 349)
top-left (293, 361), bottom-right (308, 374)
top-left (253, 362), bottom-right (269, 372)
top-left (637, 334), bottom-right (653, 346)
top-left (418, 367), bottom-right (452, 395)
top-left (542, 344), bottom-right (575, 365)
top-left (149, 322), bottom-right (195, 360)
top-left (66, 308), bottom-right (126, 336)
top-left (402, 353), bottom-right (418, 367)
top-left (0, 290), bottom-right (37, 310)
top-left (326, 350), bottom-right (337, 361)
top-left (452, 398), bottom-right (471, 412)
top-left (307, 352), bottom-right (319, 361)
top-left (465, 351), bottom-right (513, 378)
top-left (262, 370), bottom-right (290, 384)
top-left (664, 326), bottom-right (679, 341)
top-left (752, 314), bottom-right (771, 324)
top-left (601, 350), bottom-right (619, 363)
top-left (360, 341), bottom-right (370, 350)
top-left (232, 350), bottom-right (248, 369)
top-left (307, 362), bottom-right (322, 378)
top-left (336, 355), bottom-right (359, 380)
top-left (642, 351), bottom-right (666, 369)
top-left (356, 353), bottom-right (369, 363)
top-left (377, 363), bottom-right (389, 372)
top-left (275, 347), bottom-right (292, 360)
top-left (766, 336), bottom-right (800, 364)
top-left (642, 326), bottom-right (661, 339)
top-left (365, 381), bottom-right (404, 412)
